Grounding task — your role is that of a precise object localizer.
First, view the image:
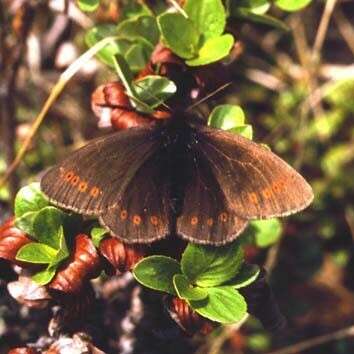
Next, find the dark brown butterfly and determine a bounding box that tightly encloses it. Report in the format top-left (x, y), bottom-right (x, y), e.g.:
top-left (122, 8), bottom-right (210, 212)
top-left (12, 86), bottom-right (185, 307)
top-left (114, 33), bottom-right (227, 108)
top-left (40, 114), bottom-right (313, 245)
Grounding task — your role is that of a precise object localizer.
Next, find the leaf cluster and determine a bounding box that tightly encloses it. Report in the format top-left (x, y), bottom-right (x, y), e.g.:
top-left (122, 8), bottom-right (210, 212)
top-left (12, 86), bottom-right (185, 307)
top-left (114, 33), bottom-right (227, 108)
top-left (14, 183), bottom-right (78, 285)
top-left (133, 241), bottom-right (260, 324)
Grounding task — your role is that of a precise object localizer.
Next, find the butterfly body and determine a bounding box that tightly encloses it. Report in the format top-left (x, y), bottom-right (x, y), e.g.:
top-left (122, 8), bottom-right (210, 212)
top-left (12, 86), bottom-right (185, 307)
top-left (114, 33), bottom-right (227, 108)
top-left (41, 113), bottom-right (313, 245)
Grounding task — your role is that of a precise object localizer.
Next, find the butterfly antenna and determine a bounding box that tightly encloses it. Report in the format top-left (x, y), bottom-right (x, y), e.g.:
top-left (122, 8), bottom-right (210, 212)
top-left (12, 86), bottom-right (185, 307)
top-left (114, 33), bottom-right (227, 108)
top-left (186, 82), bottom-right (233, 112)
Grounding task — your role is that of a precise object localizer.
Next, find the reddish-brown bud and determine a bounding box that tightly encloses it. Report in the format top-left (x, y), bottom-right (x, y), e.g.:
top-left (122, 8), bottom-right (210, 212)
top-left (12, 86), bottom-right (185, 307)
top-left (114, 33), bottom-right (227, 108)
top-left (167, 297), bottom-right (216, 335)
top-left (150, 44), bottom-right (183, 68)
top-left (99, 237), bottom-right (146, 273)
top-left (91, 82), bottom-right (158, 130)
top-left (91, 82), bottom-right (130, 109)
top-left (110, 109), bottom-right (153, 130)
top-left (49, 234), bottom-right (101, 293)
top-left (0, 217), bottom-right (31, 263)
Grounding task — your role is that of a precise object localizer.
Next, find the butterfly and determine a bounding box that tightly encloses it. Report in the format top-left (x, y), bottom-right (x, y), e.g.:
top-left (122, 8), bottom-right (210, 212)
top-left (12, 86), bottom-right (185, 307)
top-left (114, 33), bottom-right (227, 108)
top-left (40, 113), bottom-right (313, 246)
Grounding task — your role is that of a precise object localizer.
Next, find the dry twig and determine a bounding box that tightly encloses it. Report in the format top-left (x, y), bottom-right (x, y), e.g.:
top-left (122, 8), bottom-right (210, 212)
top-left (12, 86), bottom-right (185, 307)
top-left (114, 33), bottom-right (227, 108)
top-left (266, 325), bottom-right (354, 354)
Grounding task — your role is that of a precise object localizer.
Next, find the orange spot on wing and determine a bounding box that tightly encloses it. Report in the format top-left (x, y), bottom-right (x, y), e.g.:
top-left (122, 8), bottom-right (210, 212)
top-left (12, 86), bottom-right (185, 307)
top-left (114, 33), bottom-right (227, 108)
top-left (120, 210), bottom-right (128, 220)
top-left (150, 216), bottom-right (159, 226)
top-left (78, 181), bottom-right (88, 192)
top-left (71, 175), bottom-right (80, 186)
top-left (262, 188), bottom-right (272, 199)
top-left (207, 218), bottom-right (214, 226)
top-left (248, 193), bottom-right (258, 204)
top-left (90, 186), bottom-right (100, 198)
top-left (191, 216), bottom-right (198, 225)
top-left (219, 212), bottom-right (228, 222)
top-left (272, 180), bottom-right (286, 193)
top-left (64, 171), bottom-right (74, 182)
top-left (133, 215), bottom-right (141, 225)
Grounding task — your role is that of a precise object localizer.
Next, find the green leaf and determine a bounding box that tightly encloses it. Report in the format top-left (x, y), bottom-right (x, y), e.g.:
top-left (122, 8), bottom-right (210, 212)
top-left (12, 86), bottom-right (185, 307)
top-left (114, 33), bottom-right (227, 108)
top-left (91, 226), bottom-right (108, 247)
top-left (15, 212), bottom-right (38, 236)
top-left (274, 0), bottom-right (312, 12)
top-left (50, 229), bottom-right (69, 266)
top-left (237, 0), bottom-right (270, 14)
top-left (232, 9), bottom-right (289, 31)
top-left (32, 207), bottom-right (67, 249)
top-left (117, 15), bottom-right (159, 46)
top-left (85, 25), bottom-right (124, 67)
top-left (125, 43), bottom-right (151, 72)
top-left (121, 1), bottom-right (152, 19)
top-left (187, 34), bottom-right (234, 66)
top-left (158, 12), bottom-right (200, 59)
top-left (228, 125), bottom-right (253, 140)
top-left (184, 0), bottom-right (226, 40)
top-left (208, 104), bottom-right (245, 130)
top-left (133, 255), bottom-right (182, 295)
top-left (190, 286), bottom-right (247, 323)
top-left (245, 219), bottom-right (283, 248)
top-left (15, 183), bottom-right (49, 218)
top-left (32, 267), bottom-right (57, 285)
top-left (225, 264), bottom-right (260, 288)
top-left (77, 0), bottom-right (99, 12)
top-left (173, 274), bottom-right (208, 301)
top-left (112, 54), bottom-right (152, 114)
top-left (16, 242), bottom-right (57, 264)
top-left (133, 75), bottom-right (177, 108)
top-left (324, 79), bottom-right (354, 113)
top-left (181, 241), bottom-right (244, 287)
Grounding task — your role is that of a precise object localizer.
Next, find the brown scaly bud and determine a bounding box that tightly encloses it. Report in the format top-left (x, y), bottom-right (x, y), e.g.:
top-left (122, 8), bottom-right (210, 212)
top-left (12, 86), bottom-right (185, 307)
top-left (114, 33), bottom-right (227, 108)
top-left (0, 217), bottom-right (31, 263)
top-left (91, 81), bottom-right (171, 130)
top-left (92, 82), bottom-right (130, 109)
top-left (99, 237), bottom-right (146, 273)
top-left (49, 234), bottom-right (101, 294)
top-left (8, 348), bottom-right (39, 354)
top-left (166, 297), bottom-right (216, 335)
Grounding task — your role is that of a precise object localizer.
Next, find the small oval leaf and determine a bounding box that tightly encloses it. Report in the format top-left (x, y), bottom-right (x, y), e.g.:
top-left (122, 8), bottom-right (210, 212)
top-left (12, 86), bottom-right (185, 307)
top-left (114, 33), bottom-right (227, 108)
top-left (32, 207), bottom-right (66, 249)
top-left (190, 287), bottom-right (247, 324)
top-left (184, 0), bottom-right (226, 39)
top-left (16, 242), bottom-right (57, 264)
top-left (181, 241), bottom-right (244, 287)
top-left (158, 12), bottom-right (200, 59)
top-left (225, 264), bottom-right (260, 288)
top-left (274, 0), bottom-right (312, 12)
top-left (173, 274), bottom-right (208, 301)
top-left (133, 255), bottom-right (181, 295)
top-left (133, 75), bottom-right (177, 108)
top-left (208, 104), bottom-right (245, 130)
top-left (187, 34), bottom-right (234, 66)
top-left (15, 183), bottom-right (49, 218)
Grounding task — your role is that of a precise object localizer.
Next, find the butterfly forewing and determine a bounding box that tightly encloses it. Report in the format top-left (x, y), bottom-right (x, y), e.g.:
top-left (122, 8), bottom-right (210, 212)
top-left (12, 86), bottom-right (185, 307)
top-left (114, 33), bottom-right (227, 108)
top-left (40, 126), bottom-right (160, 215)
top-left (176, 148), bottom-right (248, 245)
top-left (195, 126), bottom-right (314, 219)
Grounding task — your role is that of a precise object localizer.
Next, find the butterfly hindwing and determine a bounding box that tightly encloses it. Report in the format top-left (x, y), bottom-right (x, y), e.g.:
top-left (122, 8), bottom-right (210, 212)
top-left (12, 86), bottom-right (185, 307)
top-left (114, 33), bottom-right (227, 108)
top-left (40, 126), bottom-right (160, 215)
top-left (195, 126), bottom-right (314, 219)
top-left (177, 147), bottom-right (248, 245)
top-left (99, 151), bottom-right (171, 243)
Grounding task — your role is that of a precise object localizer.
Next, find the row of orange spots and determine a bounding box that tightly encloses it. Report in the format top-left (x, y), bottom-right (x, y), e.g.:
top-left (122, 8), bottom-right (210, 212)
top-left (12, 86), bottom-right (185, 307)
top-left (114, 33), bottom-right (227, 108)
top-left (191, 212), bottom-right (229, 226)
top-left (247, 179), bottom-right (287, 204)
top-left (60, 169), bottom-right (102, 198)
top-left (119, 209), bottom-right (160, 226)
